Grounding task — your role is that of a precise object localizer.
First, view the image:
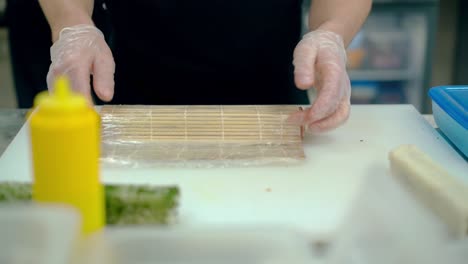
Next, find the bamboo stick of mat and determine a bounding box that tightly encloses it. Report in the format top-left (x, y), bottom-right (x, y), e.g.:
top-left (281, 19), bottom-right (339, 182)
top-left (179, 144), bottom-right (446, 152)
top-left (100, 105), bottom-right (305, 165)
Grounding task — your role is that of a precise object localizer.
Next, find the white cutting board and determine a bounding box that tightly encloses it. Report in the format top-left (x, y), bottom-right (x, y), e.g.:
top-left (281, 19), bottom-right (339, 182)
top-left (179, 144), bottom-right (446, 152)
top-left (1, 105), bottom-right (467, 239)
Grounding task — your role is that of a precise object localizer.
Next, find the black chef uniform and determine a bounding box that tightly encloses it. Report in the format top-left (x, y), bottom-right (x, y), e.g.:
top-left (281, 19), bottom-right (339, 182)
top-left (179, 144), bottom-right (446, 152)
top-left (106, 0), bottom-right (309, 105)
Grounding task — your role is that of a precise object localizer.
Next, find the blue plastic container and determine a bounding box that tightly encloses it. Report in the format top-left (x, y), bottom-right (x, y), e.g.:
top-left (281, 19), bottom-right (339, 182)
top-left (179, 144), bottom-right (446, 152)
top-left (429, 86), bottom-right (468, 158)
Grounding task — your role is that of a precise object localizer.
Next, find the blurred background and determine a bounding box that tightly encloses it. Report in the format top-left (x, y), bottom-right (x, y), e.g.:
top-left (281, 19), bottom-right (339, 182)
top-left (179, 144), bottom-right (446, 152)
top-left (0, 0), bottom-right (465, 113)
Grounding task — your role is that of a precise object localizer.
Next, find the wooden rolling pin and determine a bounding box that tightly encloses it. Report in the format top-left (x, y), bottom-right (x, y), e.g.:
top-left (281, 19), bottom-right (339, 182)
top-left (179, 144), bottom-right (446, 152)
top-left (389, 145), bottom-right (468, 238)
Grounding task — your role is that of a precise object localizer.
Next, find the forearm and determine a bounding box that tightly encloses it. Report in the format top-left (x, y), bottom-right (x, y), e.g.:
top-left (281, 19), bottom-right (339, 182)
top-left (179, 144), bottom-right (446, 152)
top-left (308, 0), bottom-right (372, 46)
top-left (38, 0), bottom-right (95, 41)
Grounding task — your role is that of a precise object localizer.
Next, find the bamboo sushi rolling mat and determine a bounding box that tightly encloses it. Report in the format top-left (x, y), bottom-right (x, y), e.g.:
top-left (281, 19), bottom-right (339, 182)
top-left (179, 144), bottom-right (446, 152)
top-left (100, 105), bottom-right (305, 167)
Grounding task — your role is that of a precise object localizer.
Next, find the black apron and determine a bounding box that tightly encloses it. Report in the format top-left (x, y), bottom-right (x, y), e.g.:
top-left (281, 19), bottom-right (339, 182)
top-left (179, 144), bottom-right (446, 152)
top-left (106, 0), bottom-right (308, 105)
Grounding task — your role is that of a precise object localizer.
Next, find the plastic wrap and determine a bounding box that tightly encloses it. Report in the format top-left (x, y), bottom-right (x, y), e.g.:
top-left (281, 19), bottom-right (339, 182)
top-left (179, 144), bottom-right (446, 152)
top-left (84, 228), bottom-right (314, 264)
top-left (100, 105), bottom-right (305, 168)
top-left (0, 204), bottom-right (80, 264)
top-left (325, 169), bottom-right (468, 264)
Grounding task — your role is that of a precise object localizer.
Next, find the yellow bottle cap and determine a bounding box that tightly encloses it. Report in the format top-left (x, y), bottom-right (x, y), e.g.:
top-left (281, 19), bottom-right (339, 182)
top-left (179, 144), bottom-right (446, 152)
top-left (34, 76), bottom-right (88, 113)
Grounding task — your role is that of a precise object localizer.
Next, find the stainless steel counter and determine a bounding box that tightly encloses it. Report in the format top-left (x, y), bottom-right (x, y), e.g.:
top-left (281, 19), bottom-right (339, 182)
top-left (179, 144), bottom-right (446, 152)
top-left (0, 109), bottom-right (28, 155)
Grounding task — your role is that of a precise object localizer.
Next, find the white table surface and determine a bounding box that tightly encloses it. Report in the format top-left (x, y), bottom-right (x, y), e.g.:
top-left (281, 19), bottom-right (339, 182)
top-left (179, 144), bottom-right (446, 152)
top-left (0, 105), bottom-right (466, 239)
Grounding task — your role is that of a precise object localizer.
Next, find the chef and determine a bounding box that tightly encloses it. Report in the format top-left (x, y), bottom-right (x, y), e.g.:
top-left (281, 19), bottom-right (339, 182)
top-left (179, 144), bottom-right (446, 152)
top-left (39, 0), bottom-right (371, 132)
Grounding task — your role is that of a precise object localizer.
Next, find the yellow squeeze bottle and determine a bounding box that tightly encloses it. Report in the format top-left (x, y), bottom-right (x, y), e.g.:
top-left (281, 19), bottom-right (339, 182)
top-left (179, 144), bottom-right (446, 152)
top-left (30, 76), bottom-right (105, 234)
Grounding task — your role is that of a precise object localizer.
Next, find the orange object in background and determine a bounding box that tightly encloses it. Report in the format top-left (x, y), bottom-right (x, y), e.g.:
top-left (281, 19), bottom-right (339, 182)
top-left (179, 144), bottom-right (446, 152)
top-left (347, 49), bottom-right (366, 69)
top-left (29, 76), bottom-right (105, 235)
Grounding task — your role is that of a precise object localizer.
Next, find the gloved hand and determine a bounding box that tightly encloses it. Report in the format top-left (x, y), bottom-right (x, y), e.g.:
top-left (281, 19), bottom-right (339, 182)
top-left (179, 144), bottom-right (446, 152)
top-left (289, 30), bottom-right (351, 133)
top-left (47, 24), bottom-right (115, 103)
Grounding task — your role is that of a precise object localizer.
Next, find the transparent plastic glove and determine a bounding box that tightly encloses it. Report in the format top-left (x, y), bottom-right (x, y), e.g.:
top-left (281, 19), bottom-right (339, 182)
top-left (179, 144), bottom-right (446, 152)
top-left (289, 30), bottom-right (351, 133)
top-left (47, 24), bottom-right (115, 103)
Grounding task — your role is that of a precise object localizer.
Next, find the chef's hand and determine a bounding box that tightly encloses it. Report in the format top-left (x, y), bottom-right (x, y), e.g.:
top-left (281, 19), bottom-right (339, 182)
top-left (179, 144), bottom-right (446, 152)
top-left (47, 24), bottom-right (115, 103)
top-left (289, 30), bottom-right (351, 133)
